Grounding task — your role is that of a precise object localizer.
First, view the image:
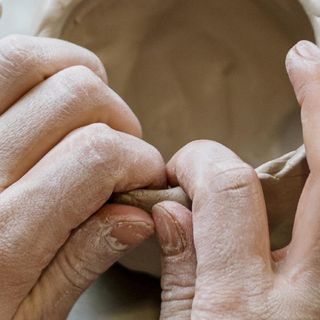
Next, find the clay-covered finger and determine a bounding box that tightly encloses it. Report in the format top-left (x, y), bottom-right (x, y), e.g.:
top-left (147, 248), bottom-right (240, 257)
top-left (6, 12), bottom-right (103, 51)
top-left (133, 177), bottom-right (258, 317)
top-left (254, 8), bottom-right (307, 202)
top-left (14, 204), bottom-right (154, 319)
top-left (167, 140), bottom-right (272, 317)
top-left (0, 35), bottom-right (108, 115)
top-left (0, 65), bottom-right (141, 189)
top-left (153, 201), bottom-right (196, 320)
top-left (0, 124), bottom-right (165, 319)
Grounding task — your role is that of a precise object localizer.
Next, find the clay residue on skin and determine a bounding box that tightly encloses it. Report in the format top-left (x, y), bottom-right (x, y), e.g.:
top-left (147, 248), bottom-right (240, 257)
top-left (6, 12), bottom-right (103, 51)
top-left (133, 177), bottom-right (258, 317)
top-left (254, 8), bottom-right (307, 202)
top-left (101, 217), bottom-right (154, 252)
top-left (61, 0), bottom-right (313, 166)
top-left (111, 186), bottom-right (191, 213)
top-left (103, 224), bottom-right (129, 252)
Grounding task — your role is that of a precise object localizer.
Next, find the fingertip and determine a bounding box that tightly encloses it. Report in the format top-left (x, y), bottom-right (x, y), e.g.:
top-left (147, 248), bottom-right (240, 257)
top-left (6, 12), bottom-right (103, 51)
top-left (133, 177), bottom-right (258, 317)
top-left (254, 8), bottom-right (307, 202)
top-left (83, 48), bottom-right (108, 84)
top-left (152, 201), bottom-right (191, 256)
top-left (110, 220), bottom-right (154, 247)
top-left (101, 204), bottom-right (155, 247)
top-left (166, 141), bottom-right (205, 187)
top-left (107, 87), bottom-right (143, 138)
top-left (286, 41), bottom-right (320, 70)
top-left (92, 58), bottom-right (108, 84)
top-left (124, 112), bottom-right (143, 138)
top-left (286, 41), bottom-right (320, 104)
top-left (153, 201), bottom-right (192, 223)
top-left (143, 144), bottom-right (167, 189)
top-left (166, 147), bottom-right (185, 187)
top-left (135, 120), bottom-right (143, 138)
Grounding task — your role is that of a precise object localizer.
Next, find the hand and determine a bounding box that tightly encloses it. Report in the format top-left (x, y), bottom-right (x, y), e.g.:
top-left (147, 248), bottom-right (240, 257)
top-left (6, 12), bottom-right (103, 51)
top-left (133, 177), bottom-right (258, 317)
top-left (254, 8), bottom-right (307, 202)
top-left (0, 35), bottom-right (166, 319)
top-left (153, 40), bottom-right (320, 319)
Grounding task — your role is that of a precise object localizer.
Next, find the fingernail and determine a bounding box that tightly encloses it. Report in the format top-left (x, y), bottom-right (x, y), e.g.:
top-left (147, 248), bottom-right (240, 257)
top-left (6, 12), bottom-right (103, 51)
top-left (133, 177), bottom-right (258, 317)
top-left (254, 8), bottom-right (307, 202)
top-left (109, 221), bottom-right (154, 250)
top-left (153, 205), bottom-right (186, 256)
top-left (294, 41), bottom-right (320, 60)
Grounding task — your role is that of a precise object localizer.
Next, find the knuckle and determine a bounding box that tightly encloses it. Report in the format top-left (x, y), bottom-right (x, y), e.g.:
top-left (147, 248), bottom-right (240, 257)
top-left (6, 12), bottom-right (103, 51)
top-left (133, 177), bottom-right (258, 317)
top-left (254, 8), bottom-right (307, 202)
top-left (0, 34), bottom-right (27, 49)
top-left (56, 252), bottom-right (95, 291)
top-left (75, 123), bottom-right (121, 166)
top-left (83, 122), bottom-right (115, 141)
top-left (61, 65), bottom-right (103, 99)
top-left (43, 66), bottom-right (105, 119)
top-left (0, 35), bottom-right (41, 74)
top-left (212, 165), bottom-right (258, 194)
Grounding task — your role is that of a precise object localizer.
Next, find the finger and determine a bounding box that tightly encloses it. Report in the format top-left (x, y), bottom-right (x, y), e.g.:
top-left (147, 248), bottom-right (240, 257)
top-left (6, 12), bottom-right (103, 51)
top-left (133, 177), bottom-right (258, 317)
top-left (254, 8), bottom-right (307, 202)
top-left (14, 204), bottom-right (154, 320)
top-left (0, 123), bottom-right (166, 318)
top-left (0, 34), bottom-right (107, 114)
top-left (281, 41), bottom-right (320, 272)
top-left (285, 41), bottom-right (320, 169)
top-left (167, 140), bottom-right (272, 317)
top-left (0, 65), bottom-right (141, 189)
top-left (152, 201), bottom-right (196, 320)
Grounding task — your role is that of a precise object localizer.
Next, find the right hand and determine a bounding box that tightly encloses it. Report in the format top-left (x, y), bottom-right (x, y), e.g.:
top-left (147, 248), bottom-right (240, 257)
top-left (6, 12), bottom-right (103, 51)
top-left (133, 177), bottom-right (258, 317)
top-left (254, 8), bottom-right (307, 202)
top-left (0, 35), bottom-right (166, 319)
top-left (153, 41), bottom-right (320, 319)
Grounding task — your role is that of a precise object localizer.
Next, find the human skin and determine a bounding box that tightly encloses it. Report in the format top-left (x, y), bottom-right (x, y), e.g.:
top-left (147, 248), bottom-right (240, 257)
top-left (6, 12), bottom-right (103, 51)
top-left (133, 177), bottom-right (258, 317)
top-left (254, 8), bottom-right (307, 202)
top-left (0, 35), bottom-right (166, 319)
top-left (153, 40), bottom-right (320, 319)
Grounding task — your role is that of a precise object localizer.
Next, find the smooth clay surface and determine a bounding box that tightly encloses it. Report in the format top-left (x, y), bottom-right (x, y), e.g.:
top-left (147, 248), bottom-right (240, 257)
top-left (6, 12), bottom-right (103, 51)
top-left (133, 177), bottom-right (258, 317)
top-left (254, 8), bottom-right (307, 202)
top-left (60, 0), bottom-right (313, 165)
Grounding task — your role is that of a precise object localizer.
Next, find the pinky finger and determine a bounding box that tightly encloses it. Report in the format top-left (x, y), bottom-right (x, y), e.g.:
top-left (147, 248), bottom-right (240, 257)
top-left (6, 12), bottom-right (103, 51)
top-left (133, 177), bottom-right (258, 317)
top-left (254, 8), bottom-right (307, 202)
top-left (14, 204), bottom-right (154, 320)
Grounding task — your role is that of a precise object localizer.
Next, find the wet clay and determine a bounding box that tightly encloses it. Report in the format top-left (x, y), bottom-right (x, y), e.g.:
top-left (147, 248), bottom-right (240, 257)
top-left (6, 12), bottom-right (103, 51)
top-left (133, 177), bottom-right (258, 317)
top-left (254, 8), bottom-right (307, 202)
top-left (58, 0), bottom-right (313, 165)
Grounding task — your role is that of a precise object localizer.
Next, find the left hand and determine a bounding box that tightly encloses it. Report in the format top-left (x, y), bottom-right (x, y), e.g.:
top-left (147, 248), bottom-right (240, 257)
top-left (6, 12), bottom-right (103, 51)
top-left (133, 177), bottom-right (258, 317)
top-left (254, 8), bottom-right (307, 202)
top-left (0, 35), bottom-right (166, 320)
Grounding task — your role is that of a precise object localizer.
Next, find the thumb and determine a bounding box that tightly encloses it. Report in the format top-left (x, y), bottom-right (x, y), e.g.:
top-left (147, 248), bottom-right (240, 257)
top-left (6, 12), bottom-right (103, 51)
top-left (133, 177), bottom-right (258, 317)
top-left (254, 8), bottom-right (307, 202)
top-left (281, 40), bottom-right (320, 275)
top-left (285, 40), bottom-right (320, 106)
top-left (152, 201), bottom-right (196, 320)
top-left (14, 204), bottom-right (154, 319)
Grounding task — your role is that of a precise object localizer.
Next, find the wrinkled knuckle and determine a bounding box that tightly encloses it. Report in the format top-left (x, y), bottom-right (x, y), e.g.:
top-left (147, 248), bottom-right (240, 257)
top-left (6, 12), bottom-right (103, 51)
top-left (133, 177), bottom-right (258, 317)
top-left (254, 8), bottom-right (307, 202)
top-left (161, 285), bottom-right (195, 304)
top-left (56, 252), bottom-right (97, 291)
top-left (61, 65), bottom-right (103, 99)
top-left (0, 35), bottom-right (41, 73)
top-left (76, 123), bottom-right (121, 165)
top-left (48, 66), bottom-right (105, 117)
top-left (0, 34), bottom-right (27, 49)
top-left (212, 165), bottom-right (257, 195)
top-left (80, 123), bottom-right (116, 147)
